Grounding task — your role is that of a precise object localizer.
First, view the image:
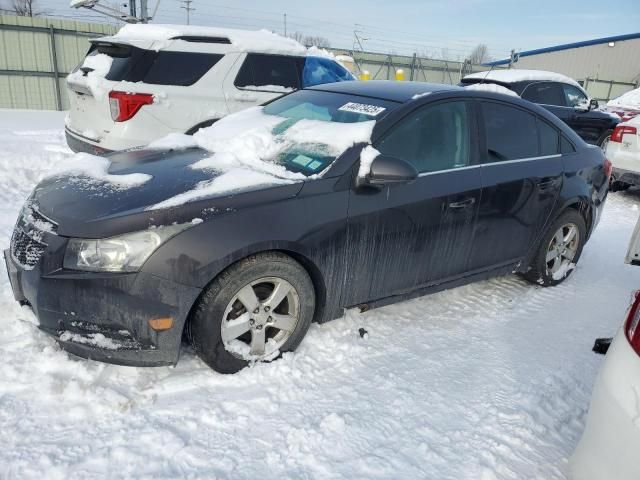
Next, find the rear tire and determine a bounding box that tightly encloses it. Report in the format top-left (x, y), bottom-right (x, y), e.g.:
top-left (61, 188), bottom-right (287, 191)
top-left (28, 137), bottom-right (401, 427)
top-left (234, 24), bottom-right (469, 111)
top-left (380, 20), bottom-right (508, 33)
top-left (188, 252), bottom-right (315, 374)
top-left (597, 130), bottom-right (612, 151)
top-left (523, 210), bottom-right (586, 287)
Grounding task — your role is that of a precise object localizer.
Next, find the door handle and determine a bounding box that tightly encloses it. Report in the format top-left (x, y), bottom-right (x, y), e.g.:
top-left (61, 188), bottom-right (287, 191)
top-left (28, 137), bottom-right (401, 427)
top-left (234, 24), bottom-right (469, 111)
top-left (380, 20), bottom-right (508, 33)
top-left (537, 178), bottom-right (556, 189)
top-left (448, 197), bottom-right (476, 209)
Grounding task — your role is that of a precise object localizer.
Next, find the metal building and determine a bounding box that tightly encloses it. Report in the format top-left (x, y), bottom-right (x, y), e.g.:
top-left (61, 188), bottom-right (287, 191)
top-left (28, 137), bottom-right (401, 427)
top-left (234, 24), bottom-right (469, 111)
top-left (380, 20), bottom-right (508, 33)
top-left (486, 33), bottom-right (640, 100)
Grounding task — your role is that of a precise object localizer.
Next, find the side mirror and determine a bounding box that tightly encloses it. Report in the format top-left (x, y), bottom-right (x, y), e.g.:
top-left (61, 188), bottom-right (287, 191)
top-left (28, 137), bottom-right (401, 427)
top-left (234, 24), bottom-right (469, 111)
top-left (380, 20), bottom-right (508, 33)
top-left (357, 154), bottom-right (418, 187)
top-left (589, 98), bottom-right (599, 110)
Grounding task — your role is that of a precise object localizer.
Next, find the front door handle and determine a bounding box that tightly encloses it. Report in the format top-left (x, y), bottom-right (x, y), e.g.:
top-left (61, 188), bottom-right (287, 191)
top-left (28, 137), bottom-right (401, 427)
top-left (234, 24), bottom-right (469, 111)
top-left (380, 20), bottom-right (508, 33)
top-left (448, 198), bottom-right (476, 209)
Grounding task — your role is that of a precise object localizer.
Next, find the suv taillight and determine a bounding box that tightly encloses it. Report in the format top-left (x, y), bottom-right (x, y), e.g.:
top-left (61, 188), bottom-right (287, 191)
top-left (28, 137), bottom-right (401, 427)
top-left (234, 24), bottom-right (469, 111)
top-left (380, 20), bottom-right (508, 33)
top-left (610, 125), bottom-right (638, 143)
top-left (108, 91), bottom-right (154, 122)
top-left (624, 290), bottom-right (640, 356)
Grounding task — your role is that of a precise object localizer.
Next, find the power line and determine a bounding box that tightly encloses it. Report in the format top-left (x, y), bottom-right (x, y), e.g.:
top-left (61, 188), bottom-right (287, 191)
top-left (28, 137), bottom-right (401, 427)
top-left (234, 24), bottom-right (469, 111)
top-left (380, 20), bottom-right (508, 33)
top-left (179, 0), bottom-right (194, 25)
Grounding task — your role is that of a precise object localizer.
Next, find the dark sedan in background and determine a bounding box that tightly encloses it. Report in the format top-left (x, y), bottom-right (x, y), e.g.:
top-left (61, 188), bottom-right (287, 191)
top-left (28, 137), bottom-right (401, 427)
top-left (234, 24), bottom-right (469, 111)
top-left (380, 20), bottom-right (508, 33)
top-left (5, 81), bottom-right (610, 373)
top-left (462, 69), bottom-right (620, 150)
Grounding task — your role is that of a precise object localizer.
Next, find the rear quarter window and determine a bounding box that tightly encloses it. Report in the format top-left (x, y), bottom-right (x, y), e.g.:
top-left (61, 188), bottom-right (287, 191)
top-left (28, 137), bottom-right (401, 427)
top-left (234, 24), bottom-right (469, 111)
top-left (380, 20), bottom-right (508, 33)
top-left (538, 119), bottom-right (560, 155)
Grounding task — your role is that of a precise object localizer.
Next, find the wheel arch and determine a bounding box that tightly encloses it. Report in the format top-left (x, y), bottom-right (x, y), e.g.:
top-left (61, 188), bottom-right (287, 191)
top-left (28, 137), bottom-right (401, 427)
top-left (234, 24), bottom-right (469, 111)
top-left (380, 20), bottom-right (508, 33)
top-left (181, 247), bottom-right (329, 341)
top-left (560, 197), bottom-right (594, 239)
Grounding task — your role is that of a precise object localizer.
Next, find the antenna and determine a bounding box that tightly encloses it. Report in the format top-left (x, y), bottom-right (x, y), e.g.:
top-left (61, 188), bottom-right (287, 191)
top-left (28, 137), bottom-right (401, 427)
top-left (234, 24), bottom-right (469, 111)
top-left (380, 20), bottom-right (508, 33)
top-left (180, 0), bottom-right (194, 25)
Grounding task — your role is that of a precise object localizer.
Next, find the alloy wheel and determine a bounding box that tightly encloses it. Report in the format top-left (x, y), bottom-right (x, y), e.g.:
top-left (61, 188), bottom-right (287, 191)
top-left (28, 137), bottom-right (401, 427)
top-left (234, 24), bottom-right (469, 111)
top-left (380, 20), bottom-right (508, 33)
top-left (221, 277), bottom-right (300, 361)
top-left (545, 223), bottom-right (580, 281)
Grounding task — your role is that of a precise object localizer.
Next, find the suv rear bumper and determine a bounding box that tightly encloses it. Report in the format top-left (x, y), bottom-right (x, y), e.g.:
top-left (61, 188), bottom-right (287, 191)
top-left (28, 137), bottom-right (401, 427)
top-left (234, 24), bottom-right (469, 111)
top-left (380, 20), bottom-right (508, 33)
top-left (65, 128), bottom-right (113, 155)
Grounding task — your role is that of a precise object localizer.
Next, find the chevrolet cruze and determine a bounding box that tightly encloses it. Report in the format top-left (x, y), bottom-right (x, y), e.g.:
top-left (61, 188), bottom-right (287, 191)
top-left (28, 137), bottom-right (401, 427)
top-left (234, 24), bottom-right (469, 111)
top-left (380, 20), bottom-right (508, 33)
top-left (5, 81), bottom-right (610, 373)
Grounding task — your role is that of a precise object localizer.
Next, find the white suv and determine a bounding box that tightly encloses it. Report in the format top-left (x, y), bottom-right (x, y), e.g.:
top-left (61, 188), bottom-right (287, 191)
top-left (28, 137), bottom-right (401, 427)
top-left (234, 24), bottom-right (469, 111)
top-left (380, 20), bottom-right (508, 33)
top-left (65, 24), bottom-right (355, 154)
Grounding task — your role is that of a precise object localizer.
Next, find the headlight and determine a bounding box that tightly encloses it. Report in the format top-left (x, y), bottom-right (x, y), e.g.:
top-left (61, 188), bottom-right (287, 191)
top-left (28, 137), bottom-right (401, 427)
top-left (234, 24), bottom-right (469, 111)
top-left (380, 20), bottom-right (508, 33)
top-left (64, 224), bottom-right (190, 273)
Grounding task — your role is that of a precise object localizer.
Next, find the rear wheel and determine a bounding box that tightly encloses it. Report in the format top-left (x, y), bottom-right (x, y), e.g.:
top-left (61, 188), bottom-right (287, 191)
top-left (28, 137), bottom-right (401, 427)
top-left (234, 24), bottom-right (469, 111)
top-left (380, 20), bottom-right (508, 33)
top-left (523, 210), bottom-right (586, 287)
top-left (188, 252), bottom-right (315, 374)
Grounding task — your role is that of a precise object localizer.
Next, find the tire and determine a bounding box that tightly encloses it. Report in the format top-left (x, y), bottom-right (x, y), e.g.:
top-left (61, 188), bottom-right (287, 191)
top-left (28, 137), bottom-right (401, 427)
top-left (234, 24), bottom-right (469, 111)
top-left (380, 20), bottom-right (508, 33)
top-left (523, 210), bottom-right (587, 287)
top-left (188, 252), bottom-right (315, 374)
top-left (597, 130), bottom-right (612, 151)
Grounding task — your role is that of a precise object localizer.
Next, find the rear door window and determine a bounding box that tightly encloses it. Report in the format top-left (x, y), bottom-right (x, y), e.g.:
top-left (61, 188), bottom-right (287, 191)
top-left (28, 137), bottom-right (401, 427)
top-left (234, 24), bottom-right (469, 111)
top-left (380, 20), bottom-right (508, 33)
top-left (376, 101), bottom-right (471, 173)
top-left (235, 54), bottom-right (300, 90)
top-left (521, 82), bottom-right (566, 107)
top-left (481, 102), bottom-right (539, 161)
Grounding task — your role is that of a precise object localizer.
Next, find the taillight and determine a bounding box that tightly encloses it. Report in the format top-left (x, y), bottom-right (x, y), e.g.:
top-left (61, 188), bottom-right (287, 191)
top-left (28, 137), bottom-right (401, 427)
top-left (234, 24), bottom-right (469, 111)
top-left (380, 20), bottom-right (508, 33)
top-left (108, 91), bottom-right (154, 122)
top-left (604, 158), bottom-right (613, 179)
top-left (610, 125), bottom-right (637, 143)
top-left (624, 290), bottom-right (640, 356)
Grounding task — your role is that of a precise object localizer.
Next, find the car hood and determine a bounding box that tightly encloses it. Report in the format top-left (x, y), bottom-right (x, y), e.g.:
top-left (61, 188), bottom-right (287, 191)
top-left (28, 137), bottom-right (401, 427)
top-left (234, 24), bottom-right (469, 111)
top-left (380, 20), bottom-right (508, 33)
top-left (30, 148), bottom-right (304, 238)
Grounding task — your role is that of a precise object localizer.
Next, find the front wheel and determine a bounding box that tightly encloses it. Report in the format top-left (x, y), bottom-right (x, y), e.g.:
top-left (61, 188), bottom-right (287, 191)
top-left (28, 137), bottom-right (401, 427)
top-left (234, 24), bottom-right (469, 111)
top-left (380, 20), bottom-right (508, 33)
top-left (188, 252), bottom-right (315, 374)
top-left (523, 210), bottom-right (586, 287)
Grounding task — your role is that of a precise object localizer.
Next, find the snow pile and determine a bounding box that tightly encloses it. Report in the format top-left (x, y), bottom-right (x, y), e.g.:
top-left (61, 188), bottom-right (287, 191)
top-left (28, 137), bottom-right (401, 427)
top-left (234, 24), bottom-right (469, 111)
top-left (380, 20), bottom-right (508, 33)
top-left (112, 24), bottom-right (307, 55)
top-left (46, 153), bottom-right (152, 189)
top-left (148, 107), bottom-right (375, 209)
top-left (66, 53), bottom-right (114, 100)
top-left (607, 87), bottom-right (640, 110)
top-left (464, 69), bottom-right (582, 88)
top-left (464, 82), bottom-right (519, 97)
top-left (358, 145), bottom-right (380, 178)
top-left (2, 110), bottom-right (640, 479)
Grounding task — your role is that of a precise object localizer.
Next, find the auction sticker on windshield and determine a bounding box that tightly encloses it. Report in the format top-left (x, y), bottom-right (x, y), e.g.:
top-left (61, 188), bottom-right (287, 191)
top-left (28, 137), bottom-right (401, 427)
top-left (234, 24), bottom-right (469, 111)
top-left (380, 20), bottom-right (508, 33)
top-left (338, 102), bottom-right (386, 116)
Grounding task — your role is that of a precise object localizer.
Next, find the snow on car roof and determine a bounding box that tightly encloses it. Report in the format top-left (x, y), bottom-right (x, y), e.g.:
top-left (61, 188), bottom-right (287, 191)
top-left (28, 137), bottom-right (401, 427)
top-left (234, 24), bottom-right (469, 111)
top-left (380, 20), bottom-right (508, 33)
top-left (607, 87), bottom-right (640, 110)
top-left (106, 24), bottom-right (307, 55)
top-left (464, 69), bottom-right (581, 88)
top-left (463, 82), bottom-right (519, 97)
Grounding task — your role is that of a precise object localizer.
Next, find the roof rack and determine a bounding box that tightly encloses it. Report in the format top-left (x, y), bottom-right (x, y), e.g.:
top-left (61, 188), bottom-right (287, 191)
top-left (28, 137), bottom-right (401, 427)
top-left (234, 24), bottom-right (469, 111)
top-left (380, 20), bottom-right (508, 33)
top-left (170, 35), bottom-right (232, 44)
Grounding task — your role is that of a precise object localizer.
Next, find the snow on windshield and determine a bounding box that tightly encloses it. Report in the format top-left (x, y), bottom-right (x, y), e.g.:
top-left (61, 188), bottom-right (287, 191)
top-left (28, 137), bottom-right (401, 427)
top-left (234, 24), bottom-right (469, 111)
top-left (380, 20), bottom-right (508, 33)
top-left (148, 107), bottom-right (375, 210)
top-left (463, 82), bottom-right (519, 97)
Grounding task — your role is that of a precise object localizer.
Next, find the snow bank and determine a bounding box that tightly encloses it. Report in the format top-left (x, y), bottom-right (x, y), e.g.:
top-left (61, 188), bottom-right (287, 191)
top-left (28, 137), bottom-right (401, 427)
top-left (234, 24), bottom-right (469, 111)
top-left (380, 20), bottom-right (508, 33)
top-left (147, 107), bottom-right (375, 209)
top-left (464, 69), bottom-right (582, 88)
top-left (464, 82), bottom-right (519, 97)
top-left (46, 153), bottom-right (152, 189)
top-left (607, 87), bottom-right (640, 110)
top-left (113, 24), bottom-right (307, 55)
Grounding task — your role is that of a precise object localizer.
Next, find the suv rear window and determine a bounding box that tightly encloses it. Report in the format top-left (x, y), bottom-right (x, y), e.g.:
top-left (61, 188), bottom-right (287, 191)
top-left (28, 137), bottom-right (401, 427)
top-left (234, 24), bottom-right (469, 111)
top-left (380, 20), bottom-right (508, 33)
top-left (90, 43), bottom-right (222, 86)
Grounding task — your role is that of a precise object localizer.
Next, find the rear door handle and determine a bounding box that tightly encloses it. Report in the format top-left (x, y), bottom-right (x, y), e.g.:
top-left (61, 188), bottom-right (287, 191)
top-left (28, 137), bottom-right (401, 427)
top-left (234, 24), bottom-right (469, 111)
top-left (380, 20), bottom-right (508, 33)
top-left (448, 198), bottom-right (476, 209)
top-left (537, 178), bottom-right (556, 189)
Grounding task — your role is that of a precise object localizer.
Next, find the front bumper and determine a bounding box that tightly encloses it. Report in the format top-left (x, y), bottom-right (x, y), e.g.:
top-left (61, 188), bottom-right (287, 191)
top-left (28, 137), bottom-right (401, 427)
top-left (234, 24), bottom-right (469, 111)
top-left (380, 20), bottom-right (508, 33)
top-left (570, 331), bottom-right (640, 480)
top-left (4, 246), bottom-right (202, 367)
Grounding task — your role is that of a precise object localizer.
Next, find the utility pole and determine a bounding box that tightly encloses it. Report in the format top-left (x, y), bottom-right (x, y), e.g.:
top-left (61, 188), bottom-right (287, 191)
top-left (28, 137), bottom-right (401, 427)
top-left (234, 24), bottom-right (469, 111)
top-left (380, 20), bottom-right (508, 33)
top-left (283, 13), bottom-right (287, 36)
top-left (180, 0), bottom-right (194, 25)
top-left (140, 0), bottom-right (148, 22)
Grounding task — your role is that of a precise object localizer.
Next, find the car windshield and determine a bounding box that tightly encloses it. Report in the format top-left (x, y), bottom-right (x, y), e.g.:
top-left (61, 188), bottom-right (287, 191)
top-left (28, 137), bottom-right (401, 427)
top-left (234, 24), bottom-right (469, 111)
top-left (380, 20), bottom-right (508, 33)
top-left (261, 90), bottom-right (397, 175)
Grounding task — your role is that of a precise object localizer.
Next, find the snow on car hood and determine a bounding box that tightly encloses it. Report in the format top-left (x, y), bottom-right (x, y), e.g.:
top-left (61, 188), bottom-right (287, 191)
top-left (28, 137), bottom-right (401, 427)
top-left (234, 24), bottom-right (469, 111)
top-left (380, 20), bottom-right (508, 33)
top-left (33, 106), bottom-right (374, 235)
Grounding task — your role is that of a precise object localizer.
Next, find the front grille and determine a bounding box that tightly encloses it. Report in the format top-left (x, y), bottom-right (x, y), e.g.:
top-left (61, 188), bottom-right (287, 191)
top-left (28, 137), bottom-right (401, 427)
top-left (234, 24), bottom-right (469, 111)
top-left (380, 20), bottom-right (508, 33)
top-left (10, 203), bottom-right (58, 270)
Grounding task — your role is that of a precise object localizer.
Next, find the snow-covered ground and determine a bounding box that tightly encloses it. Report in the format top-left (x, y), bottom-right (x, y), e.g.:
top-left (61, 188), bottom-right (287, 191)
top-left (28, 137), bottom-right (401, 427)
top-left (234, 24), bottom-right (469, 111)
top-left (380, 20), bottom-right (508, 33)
top-left (0, 109), bottom-right (639, 479)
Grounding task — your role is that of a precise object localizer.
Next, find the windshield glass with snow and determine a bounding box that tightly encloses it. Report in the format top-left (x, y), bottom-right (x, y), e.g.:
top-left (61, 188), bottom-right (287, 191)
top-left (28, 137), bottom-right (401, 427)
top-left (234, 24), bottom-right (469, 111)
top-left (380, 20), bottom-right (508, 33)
top-left (260, 90), bottom-right (396, 175)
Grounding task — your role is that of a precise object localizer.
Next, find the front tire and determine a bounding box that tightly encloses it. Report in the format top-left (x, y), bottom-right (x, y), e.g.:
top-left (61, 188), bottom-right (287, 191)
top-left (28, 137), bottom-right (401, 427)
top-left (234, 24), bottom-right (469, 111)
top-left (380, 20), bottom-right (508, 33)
top-left (523, 210), bottom-right (586, 287)
top-left (188, 252), bottom-right (315, 374)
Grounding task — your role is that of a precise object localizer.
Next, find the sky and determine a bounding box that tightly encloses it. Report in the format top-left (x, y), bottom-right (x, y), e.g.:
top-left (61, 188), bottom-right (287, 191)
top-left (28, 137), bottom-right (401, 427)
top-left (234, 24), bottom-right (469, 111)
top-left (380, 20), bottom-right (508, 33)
top-left (9, 0), bottom-right (640, 61)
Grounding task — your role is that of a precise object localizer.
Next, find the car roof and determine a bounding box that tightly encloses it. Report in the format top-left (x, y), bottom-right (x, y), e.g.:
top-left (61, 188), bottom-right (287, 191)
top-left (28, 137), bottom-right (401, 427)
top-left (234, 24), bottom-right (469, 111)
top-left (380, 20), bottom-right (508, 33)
top-left (308, 80), bottom-right (462, 103)
top-left (96, 24), bottom-right (308, 56)
top-left (463, 69), bottom-right (582, 88)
